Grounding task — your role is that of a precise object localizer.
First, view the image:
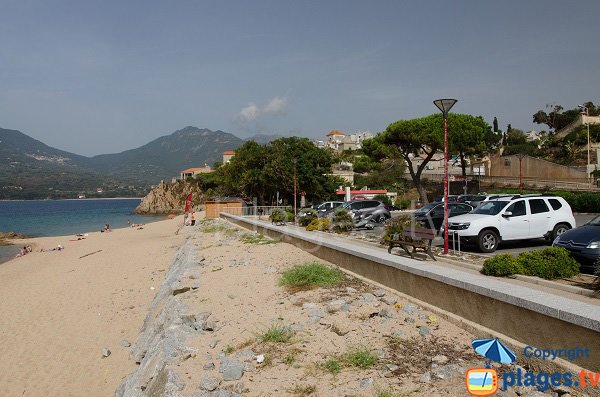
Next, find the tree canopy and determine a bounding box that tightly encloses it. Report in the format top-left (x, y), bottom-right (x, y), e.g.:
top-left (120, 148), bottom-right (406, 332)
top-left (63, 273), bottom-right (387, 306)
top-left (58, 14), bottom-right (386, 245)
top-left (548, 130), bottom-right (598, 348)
top-left (197, 137), bottom-right (343, 205)
top-left (370, 113), bottom-right (495, 202)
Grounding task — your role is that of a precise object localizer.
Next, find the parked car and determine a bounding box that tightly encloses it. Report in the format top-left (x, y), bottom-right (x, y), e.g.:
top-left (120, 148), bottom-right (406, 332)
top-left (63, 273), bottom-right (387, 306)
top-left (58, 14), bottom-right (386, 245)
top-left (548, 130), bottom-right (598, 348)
top-left (300, 201), bottom-right (343, 217)
top-left (457, 194), bottom-right (487, 206)
top-left (445, 195), bottom-right (576, 253)
top-left (327, 200), bottom-right (390, 228)
top-left (351, 200), bottom-right (392, 229)
top-left (433, 195), bottom-right (460, 203)
top-left (468, 194), bottom-right (513, 208)
top-left (413, 202), bottom-right (474, 232)
top-left (553, 215), bottom-right (600, 274)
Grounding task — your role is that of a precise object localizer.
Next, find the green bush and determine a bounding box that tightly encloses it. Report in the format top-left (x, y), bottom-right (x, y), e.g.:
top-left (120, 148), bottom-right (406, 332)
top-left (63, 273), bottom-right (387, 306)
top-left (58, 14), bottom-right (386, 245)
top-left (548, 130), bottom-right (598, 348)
top-left (305, 218), bottom-right (330, 231)
top-left (481, 254), bottom-right (525, 277)
top-left (299, 209), bottom-right (318, 227)
top-left (286, 211), bottom-right (295, 222)
top-left (394, 197), bottom-right (411, 210)
top-left (517, 247), bottom-right (580, 279)
top-left (269, 208), bottom-right (287, 225)
top-left (331, 209), bottom-right (353, 233)
top-left (374, 194), bottom-right (391, 206)
top-left (481, 247), bottom-right (580, 280)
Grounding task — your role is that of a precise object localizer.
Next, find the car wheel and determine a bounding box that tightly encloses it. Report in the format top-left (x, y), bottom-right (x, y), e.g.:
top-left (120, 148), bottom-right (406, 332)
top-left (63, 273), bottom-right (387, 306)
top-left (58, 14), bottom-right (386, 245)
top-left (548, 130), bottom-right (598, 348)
top-left (477, 230), bottom-right (499, 253)
top-left (376, 214), bottom-right (386, 223)
top-left (552, 223), bottom-right (570, 241)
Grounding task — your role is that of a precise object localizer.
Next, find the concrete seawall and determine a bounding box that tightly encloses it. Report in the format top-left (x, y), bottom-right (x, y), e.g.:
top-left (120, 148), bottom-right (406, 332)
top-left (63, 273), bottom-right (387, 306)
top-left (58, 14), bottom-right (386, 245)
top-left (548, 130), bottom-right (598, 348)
top-left (221, 213), bottom-right (600, 372)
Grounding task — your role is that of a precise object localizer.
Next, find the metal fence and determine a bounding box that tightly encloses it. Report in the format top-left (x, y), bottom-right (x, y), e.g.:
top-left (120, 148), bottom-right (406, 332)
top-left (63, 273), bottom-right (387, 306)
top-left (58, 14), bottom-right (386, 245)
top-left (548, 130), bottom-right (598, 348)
top-left (219, 205), bottom-right (293, 217)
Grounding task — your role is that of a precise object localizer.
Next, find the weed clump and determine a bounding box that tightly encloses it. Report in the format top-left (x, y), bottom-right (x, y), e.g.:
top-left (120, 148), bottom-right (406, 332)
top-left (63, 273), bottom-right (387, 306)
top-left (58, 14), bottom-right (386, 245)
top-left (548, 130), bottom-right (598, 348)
top-left (279, 263), bottom-right (344, 290)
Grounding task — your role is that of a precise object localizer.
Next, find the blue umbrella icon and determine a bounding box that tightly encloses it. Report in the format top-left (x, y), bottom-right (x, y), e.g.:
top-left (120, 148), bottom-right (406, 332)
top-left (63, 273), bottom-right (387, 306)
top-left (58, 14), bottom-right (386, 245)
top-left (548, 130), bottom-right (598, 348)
top-left (472, 338), bottom-right (517, 365)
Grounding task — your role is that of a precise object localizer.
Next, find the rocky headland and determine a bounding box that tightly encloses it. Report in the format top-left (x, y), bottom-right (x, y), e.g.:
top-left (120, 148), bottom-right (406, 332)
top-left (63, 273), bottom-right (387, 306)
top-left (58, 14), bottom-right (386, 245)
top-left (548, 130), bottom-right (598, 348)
top-left (135, 180), bottom-right (203, 215)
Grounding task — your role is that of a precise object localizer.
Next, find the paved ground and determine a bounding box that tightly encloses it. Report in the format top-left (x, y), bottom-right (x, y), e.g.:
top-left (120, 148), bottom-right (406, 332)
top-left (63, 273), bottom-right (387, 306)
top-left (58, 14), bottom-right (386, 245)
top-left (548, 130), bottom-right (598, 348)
top-left (391, 211), bottom-right (598, 258)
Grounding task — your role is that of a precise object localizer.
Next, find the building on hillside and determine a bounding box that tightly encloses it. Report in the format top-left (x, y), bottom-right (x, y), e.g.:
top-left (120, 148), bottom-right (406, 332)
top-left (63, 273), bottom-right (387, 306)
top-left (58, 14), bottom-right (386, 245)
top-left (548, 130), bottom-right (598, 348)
top-left (315, 130), bottom-right (373, 152)
top-left (223, 151), bottom-right (236, 163)
top-left (180, 164), bottom-right (213, 179)
top-left (404, 151), bottom-right (465, 176)
top-left (327, 161), bottom-right (354, 184)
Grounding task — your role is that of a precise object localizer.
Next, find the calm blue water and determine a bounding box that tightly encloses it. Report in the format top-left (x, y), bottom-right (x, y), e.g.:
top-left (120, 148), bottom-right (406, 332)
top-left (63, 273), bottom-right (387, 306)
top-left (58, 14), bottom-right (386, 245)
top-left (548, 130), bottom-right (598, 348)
top-left (0, 199), bottom-right (162, 263)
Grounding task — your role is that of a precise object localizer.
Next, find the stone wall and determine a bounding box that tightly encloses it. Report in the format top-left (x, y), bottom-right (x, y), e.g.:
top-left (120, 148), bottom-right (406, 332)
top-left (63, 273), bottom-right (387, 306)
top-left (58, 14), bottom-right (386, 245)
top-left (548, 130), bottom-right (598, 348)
top-left (116, 234), bottom-right (204, 397)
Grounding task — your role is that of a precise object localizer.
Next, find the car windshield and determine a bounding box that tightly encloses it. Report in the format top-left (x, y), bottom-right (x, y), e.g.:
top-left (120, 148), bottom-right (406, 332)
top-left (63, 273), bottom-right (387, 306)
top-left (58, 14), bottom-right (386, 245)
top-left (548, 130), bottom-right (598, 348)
top-left (586, 215), bottom-right (600, 226)
top-left (316, 203), bottom-right (328, 210)
top-left (472, 201), bottom-right (509, 215)
top-left (414, 203), bottom-right (437, 215)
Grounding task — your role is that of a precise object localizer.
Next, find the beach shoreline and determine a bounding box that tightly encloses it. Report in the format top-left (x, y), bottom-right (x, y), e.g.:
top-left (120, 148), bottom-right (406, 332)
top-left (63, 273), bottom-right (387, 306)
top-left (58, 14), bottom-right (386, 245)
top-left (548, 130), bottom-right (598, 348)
top-left (0, 215), bottom-right (186, 396)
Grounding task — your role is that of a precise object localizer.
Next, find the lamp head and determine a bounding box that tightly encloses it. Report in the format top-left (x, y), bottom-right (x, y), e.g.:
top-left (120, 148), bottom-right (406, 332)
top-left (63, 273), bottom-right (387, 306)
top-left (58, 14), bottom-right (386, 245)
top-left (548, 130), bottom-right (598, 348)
top-left (433, 99), bottom-right (457, 116)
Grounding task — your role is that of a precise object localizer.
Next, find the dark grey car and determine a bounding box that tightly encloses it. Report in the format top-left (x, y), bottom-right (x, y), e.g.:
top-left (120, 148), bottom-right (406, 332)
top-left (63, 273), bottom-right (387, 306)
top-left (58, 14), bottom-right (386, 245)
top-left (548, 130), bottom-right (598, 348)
top-left (553, 215), bottom-right (600, 274)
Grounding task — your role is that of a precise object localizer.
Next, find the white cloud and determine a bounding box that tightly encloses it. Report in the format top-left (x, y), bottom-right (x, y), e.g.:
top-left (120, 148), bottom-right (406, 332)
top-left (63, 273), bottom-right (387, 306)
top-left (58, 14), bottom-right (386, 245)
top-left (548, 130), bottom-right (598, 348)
top-left (238, 102), bottom-right (260, 122)
top-left (235, 96), bottom-right (288, 123)
top-left (263, 96), bottom-right (288, 115)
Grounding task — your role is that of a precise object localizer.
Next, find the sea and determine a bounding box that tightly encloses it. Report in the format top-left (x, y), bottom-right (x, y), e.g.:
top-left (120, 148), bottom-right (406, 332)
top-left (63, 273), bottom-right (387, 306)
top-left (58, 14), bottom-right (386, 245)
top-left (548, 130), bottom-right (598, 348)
top-left (0, 199), bottom-right (162, 263)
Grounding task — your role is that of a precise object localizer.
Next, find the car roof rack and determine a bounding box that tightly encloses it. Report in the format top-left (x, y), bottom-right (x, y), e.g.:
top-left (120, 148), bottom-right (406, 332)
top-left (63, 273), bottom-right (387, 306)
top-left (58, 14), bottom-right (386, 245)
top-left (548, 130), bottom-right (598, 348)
top-left (510, 194), bottom-right (545, 199)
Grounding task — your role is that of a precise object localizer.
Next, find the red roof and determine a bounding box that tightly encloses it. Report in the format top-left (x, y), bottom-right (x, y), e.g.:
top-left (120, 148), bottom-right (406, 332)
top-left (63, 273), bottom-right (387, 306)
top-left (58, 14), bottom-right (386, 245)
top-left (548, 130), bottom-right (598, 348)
top-left (223, 151), bottom-right (236, 155)
top-left (181, 167), bottom-right (211, 173)
top-left (326, 129), bottom-right (345, 136)
top-left (335, 189), bottom-right (387, 195)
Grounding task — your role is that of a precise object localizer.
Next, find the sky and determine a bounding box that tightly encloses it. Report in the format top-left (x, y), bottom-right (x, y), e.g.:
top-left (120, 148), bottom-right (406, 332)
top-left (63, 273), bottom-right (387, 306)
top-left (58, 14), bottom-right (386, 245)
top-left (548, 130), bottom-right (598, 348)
top-left (1, 0), bottom-right (600, 156)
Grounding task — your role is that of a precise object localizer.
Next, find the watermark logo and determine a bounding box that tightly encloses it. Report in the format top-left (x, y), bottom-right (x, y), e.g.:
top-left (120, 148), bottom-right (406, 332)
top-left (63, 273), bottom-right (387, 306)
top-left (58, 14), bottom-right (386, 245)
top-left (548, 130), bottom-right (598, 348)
top-left (467, 339), bottom-right (597, 395)
top-left (466, 368), bottom-right (498, 396)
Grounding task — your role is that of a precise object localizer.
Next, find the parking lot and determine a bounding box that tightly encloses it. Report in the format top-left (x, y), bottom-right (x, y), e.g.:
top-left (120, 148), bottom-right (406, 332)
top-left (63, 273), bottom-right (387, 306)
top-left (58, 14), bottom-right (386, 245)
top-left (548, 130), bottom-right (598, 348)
top-left (391, 211), bottom-right (598, 258)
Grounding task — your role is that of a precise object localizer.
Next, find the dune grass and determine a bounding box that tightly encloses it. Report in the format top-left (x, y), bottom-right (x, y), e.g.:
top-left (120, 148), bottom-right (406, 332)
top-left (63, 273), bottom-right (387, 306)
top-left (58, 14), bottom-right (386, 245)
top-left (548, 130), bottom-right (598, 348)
top-left (279, 263), bottom-right (344, 290)
top-left (259, 324), bottom-right (295, 343)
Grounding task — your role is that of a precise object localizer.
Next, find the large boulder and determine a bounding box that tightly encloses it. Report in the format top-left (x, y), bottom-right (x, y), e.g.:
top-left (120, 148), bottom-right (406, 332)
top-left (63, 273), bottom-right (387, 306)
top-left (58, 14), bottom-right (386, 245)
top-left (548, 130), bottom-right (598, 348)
top-left (135, 180), bottom-right (203, 214)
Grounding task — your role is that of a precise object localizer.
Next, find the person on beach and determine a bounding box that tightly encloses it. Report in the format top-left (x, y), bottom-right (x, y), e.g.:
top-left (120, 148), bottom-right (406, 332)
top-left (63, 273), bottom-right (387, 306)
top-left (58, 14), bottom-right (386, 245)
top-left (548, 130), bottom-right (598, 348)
top-left (101, 224), bottom-right (111, 233)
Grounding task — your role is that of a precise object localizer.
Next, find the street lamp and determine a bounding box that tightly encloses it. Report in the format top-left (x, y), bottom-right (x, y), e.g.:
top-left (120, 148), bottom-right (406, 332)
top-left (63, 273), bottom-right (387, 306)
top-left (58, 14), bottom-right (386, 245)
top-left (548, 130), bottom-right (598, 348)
top-left (578, 104), bottom-right (591, 184)
top-left (293, 158), bottom-right (297, 224)
top-left (434, 98), bottom-right (458, 255)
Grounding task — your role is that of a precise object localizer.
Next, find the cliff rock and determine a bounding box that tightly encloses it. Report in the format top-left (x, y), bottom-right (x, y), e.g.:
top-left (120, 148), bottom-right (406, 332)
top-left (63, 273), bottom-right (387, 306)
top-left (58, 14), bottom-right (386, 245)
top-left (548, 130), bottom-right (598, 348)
top-left (135, 180), bottom-right (203, 214)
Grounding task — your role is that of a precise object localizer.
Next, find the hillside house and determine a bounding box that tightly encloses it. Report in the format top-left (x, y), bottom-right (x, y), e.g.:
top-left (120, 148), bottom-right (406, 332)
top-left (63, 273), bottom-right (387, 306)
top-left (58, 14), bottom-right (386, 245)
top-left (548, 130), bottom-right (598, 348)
top-left (180, 164), bottom-right (213, 179)
top-left (223, 151), bottom-right (236, 163)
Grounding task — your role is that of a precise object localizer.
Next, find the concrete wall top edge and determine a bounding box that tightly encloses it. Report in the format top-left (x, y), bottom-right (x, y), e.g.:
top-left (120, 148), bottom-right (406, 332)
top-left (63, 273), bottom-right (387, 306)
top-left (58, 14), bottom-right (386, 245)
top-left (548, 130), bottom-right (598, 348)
top-left (221, 213), bottom-right (600, 332)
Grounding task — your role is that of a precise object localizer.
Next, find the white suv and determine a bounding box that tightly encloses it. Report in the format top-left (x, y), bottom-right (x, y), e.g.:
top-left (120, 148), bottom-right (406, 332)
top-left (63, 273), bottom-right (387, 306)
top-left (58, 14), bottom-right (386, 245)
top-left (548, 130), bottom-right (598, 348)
top-left (445, 195), bottom-right (576, 252)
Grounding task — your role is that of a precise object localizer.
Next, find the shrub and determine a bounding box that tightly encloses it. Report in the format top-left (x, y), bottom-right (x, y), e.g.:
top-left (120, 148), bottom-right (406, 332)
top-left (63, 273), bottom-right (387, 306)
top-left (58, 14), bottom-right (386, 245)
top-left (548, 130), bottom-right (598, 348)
top-left (481, 254), bottom-right (525, 277)
top-left (269, 208), bottom-right (287, 225)
top-left (394, 197), bottom-right (411, 210)
top-left (305, 218), bottom-right (330, 231)
top-left (517, 247), bottom-right (580, 280)
top-left (279, 263), bottom-right (344, 290)
top-left (381, 215), bottom-right (422, 243)
top-left (299, 209), bottom-right (318, 227)
top-left (286, 211), bottom-right (295, 222)
top-left (374, 194), bottom-right (392, 206)
top-left (330, 209), bottom-right (353, 233)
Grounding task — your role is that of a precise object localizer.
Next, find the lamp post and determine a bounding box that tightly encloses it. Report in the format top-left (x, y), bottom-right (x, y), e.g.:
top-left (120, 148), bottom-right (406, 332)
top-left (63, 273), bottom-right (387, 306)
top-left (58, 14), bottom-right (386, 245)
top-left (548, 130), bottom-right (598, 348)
top-left (434, 98), bottom-right (458, 255)
top-left (578, 105), bottom-right (591, 185)
top-left (516, 153), bottom-right (526, 193)
top-left (293, 158), bottom-right (297, 224)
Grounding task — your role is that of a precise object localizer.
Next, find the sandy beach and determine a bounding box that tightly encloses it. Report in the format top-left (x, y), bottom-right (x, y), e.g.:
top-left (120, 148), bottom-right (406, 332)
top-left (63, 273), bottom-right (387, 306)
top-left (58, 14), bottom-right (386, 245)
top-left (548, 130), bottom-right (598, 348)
top-left (0, 217), bottom-right (184, 397)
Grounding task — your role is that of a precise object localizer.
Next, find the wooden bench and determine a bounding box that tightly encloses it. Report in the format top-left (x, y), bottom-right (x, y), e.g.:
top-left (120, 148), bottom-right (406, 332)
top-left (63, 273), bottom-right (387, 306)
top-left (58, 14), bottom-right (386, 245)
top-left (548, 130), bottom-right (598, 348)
top-left (387, 228), bottom-right (437, 261)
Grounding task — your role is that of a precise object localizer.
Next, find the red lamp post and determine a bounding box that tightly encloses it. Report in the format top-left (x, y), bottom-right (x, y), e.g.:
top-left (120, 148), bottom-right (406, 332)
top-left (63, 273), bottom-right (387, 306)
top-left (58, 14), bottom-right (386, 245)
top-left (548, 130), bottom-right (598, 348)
top-left (434, 98), bottom-right (457, 255)
top-left (293, 158), bottom-right (297, 224)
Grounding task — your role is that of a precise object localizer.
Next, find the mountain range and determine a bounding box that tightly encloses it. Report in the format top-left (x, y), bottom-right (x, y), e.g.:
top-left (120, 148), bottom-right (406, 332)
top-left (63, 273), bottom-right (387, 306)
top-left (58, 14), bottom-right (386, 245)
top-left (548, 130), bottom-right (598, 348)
top-left (0, 126), bottom-right (282, 199)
